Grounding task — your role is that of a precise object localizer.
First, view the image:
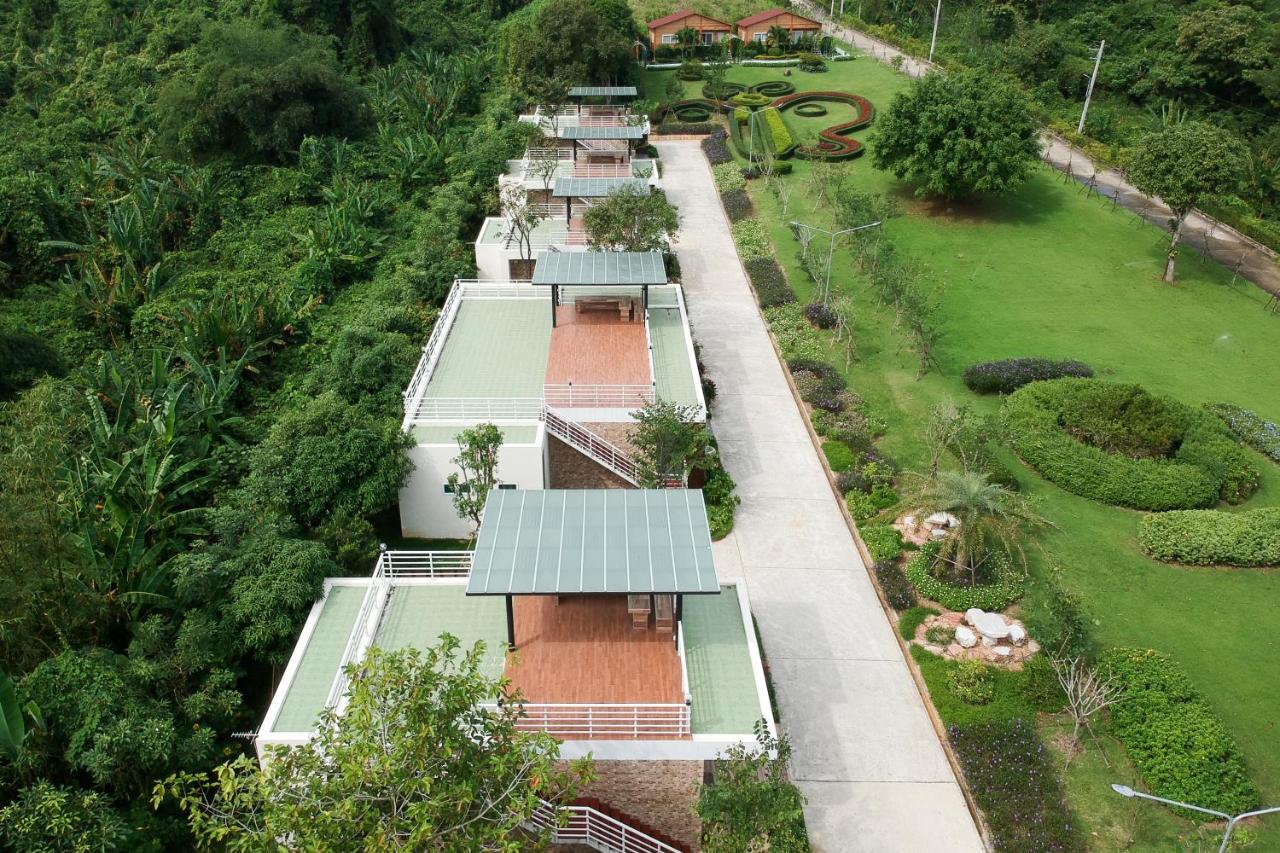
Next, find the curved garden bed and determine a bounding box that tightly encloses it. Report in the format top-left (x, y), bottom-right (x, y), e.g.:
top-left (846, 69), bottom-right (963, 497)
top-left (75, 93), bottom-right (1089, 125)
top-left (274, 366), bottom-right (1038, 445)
top-left (905, 543), bottom-right (1024, 611)
top-left (794, 102), bottom-right (828, 117)
top-left (1000, 379), bottom-right (1258, 510)
top-left (750, 80), bottom-right (795, 97)
top-left (769, 91), bottom-right (875, 161)
top-left (1138, 508), bottom-right (1280, 566)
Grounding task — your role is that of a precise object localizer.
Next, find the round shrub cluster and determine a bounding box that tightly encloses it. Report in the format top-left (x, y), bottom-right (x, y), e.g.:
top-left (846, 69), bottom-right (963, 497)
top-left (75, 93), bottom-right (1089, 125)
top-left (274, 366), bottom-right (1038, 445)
top-left (1138, 508), bottom-right (1280, 566)
top-left (797, 52), bottom-right (827, 72)
top-left (962, 357), bottom-right (1093, 394)
top-left (803, 302), bottom-right (838, 328)
top-left (729, 91), bottom-right (771, 109)
top-left (1000, 379), bottom-right (1258, 510)
top-left (677, 59), bottom-right (704, 80)
top-left (861, 523), bottom-right (906, 562)
top-left (905, 544), bottom-right (1024, 611)
top-left (702, 81), bottom-right (745, 100)
top-left (947, 660), bottom-right (994, 705)
top-left (750, 80), bottom-right (796, 97)
top-left (794, 102), bottom-right (828, 117)
top-left (674, 105), bottom-right (711, 122)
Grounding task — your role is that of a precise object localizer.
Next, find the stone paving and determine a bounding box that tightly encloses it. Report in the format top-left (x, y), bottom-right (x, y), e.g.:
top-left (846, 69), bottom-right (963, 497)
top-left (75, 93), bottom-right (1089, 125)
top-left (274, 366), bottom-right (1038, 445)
top-left (657, 140), bottom-right (984, 852)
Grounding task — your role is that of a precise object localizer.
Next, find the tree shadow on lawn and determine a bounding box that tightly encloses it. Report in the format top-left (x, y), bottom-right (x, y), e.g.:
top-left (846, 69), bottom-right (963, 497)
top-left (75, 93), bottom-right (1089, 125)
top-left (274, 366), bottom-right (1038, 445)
top-left (887, 170), bottom-right (1067, 227)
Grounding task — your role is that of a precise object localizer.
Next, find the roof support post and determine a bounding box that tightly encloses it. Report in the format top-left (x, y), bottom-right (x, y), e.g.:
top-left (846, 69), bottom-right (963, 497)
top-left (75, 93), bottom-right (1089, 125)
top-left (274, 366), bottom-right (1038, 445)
top-left (643, 284), bottom-right (649, 311)
top-left (565, 197), bottom-right (572, 222)
top-left (676, 593), bottom-right (683, 624)
top-left (551, 284), bottom-right (558, 327)
top-left (506, 595), bottom-right (515, 650)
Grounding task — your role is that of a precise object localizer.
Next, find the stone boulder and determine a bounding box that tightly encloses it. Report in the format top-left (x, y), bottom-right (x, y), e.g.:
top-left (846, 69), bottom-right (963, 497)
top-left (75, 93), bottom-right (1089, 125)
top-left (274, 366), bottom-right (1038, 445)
top-left (1008, 624), bottom-right (1027, 646)
top-left (965, 608), bottom-right (1012, 641)
top-left (954, 625), bottom-right (978, 649)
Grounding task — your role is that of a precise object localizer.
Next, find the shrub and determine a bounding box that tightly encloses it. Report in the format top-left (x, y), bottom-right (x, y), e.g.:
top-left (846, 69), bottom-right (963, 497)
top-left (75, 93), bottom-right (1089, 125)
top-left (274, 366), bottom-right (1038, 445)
top-left (1137, 508), bottom-right (1280, 566)
top-left (874, 559), bottom-right (917, 611)
top-left (729, 91), bottom-right (771, 109)
top-left (794, 102), bottom-right (828, 117)
top-left (1020, 572), bottom-right (1094, 661)
top-left (1001, 379), bottom-right (1256, 510)
top-left (767, 46), bottom-right (782, 57)
top-left (745, 256), bottom-right (794, 307)
top-left (898, 606), bottom-right (937, 640)
top-left (797, 52), bottom-right (827, 72)
top-left (712, 162), bottom-right (746, 192)
top-left (674, 105), bottom-right (711, 122)
top-left (861, 524), bottom-right (905, 562)
top-left (750, 80), bottom-right (795, 97)
top-left (731, 218), bottom-right (772, 260)
top-left (1018, 655), bottom-right (1066, 712)
top-left (677, 59), bottom-right (704, 80)
top-left (789, 359), bottom-right (845, 412)
top-left (905, 544), bottom-right (1024, 610)
top-left (654, 121), bottom-right (718, 135)
top-left (822, 440), bottom-right (856, 472)
top-left (720, 189), bottom-right (753, 222)
top-left (845, 485), bottom-right (898, 520)
top-left (1206, 402), bottom-right (1280, 463)
top-left (947, 660), bottom-right (994, 705)
top-left (759, 107), bottom-right (794, 155)
top-left (803, 302), bottom-right (837, 329)
top-left (1099, 649), bottom-right (1258, 816)
top-left (765, 305), bottom-right (825, 362)
top-left (701, 129), bottom-right (732, 165)
top-left (962, 358), bottom-right (1093, 394)
top-left (949, 719), bottom-right (1084, 852)
top-left (733, 106), bottom-right (750, 124)
top-left (925, 624), bottom-right (955, 645)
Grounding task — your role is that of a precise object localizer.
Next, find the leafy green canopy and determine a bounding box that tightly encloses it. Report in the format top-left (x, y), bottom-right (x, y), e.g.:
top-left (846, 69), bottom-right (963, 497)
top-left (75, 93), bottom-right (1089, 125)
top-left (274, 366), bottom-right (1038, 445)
top-left (1127, 120), bottom-right (1247, 217)
top-left (500, 0), bottom-right (636, 95)
top-left (871, 69), bottom-right (1040, 198)
top-left (158, 22), bottom-right (369, 164)
top-left (583, 186), bottom-right (680, 252)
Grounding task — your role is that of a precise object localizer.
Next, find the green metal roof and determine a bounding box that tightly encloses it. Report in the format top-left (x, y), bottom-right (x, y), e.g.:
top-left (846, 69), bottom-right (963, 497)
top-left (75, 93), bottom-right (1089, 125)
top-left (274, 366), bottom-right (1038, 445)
top-left (558, 125), bottom-right (645, 140)
top-left (532, 251), bottom-right (667, 286)
top-left (567, 86), bottom-right (639, 97)
top-left (467, 489), bottom-right (719, 595)
top-left (552, 177), bottom-right (650, 198)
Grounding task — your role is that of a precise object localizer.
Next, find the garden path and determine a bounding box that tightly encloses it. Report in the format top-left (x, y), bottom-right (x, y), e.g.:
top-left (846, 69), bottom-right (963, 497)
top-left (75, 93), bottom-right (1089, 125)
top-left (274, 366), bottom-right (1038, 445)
top-left (656, 140), bottom-right (985, 853)
top-left (793, 0), bottom-right (1280, 299)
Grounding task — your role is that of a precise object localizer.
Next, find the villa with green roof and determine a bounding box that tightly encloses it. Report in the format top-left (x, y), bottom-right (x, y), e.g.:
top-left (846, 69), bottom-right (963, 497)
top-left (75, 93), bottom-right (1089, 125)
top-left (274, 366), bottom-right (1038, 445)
top-left (258, 489), bottom-right (774, 766)
top-left (398, 251), bottom-right (705, 539)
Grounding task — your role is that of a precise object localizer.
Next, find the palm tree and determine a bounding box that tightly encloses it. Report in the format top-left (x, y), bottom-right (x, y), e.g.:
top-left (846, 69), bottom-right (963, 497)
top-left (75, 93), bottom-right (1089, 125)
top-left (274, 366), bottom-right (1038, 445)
top-left (901, 469), bottom-right (1049, 587)
top-left (767, 25), bottom-right (791, 50)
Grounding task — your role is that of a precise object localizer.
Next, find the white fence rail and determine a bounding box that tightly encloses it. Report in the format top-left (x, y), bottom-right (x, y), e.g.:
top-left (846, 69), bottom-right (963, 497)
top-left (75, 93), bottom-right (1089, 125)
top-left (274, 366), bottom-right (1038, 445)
top-left (402, 280), bottom-right (463, 410)
top-left (543, 407), bottom-right (639, 485)
top-left (526, 799), bottom-right (684, 853)
top-left (455, 281), bottom-right (540, 298)
top-left (544, 383), bottom-right (654, 409)
top-left (489, 702), bottom-right (691, 738)
top-left (411, 396), bottom-right (545, 421)
top-left (374, 550), bottom-right (472, 579)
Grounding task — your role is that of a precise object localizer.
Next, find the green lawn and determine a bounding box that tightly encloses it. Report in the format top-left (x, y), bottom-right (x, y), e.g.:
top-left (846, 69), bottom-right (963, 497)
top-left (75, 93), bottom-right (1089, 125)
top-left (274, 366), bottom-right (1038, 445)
top-left (645, 53), bottom-right (1280, 850)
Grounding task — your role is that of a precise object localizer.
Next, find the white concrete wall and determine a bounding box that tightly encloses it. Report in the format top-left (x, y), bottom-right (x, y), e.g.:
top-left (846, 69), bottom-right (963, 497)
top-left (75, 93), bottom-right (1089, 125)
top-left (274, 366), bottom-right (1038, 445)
top-left (474, 240), bottom-right (511, 281)
top-left (398, 427), bottom-right (548, 539)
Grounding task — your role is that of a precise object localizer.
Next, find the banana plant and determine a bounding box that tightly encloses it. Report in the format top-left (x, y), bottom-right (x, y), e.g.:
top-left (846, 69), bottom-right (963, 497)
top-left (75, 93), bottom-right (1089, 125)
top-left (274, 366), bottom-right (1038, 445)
top-left (0, 674), bottom-right (43, 762)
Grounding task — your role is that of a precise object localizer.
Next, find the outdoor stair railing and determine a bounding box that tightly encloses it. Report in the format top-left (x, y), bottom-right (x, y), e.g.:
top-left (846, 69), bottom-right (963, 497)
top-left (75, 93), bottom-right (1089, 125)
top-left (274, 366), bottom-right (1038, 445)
top-left (525, 798), bottom-right (688, 853)
top-left (542, 405), bottom-right (640, 485)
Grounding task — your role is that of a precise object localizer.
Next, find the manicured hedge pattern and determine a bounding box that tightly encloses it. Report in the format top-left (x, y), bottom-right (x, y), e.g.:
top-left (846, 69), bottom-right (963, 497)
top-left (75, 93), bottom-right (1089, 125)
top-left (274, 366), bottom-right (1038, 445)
top-left (1100, 649), bottom-right (1259, 817)
top-left (758, 107), bottom-right (794, 156)
top-left (750, 80), bottom-right (795, 97)
top-left (744, 256), bottom-right (794, 307)
top-left (1001, 379), bottom-right (1254, 510)
top-left (905, 543), bottom-right (1024, 610)
top-left (948, 719), bottom-right (1084, 852)
top-left (1138, 508), bottom-right (1280, 566)
top-left (794, 103), bottom-right (828, 117)
top-left (1206, 402), bottom-right (1280, 463)
top-left (770, 91), bottom-right (874, 161)
top-left (963, 357), bottom-right (1094, 395)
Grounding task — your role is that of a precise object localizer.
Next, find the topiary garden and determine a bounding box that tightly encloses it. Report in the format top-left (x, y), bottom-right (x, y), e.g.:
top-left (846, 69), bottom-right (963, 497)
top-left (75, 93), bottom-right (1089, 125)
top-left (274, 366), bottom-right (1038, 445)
top-left (1001, 379), bottom-right (1259, 511)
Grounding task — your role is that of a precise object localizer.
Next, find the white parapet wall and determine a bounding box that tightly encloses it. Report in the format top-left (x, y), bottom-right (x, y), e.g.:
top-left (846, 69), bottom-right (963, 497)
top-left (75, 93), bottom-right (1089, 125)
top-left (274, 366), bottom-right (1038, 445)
top-left (399, 424), bottom-right (548, 539)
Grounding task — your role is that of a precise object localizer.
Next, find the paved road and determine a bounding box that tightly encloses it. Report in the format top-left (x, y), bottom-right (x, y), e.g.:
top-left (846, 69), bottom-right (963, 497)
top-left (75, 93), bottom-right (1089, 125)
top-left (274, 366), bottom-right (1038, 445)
top-left (657, 140), bottom-right (985, 853)
top-left (795, 0), bottom-right (1280, 299)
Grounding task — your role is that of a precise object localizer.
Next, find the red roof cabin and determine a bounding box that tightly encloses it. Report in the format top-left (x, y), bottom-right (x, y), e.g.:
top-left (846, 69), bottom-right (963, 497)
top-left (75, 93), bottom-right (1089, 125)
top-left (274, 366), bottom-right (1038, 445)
top-left (646, 9), bottom-right (734, 52)
top-left (735, 7), bottom-right (823, 45)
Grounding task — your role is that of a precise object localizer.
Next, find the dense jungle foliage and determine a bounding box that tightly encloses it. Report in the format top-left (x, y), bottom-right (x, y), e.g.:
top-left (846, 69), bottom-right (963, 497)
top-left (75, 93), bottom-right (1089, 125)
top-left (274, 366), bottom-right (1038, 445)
top-left (847, 0), bottom-right (1280, 244)
top-left (0, 0), bottom-right (633, 845)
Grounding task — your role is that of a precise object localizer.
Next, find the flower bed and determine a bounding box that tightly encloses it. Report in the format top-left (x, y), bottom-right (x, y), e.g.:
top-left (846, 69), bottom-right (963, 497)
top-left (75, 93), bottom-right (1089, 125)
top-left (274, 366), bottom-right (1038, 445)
top-left (1205, 402), bottom-right (1280, 463)
top-left (1138, 507), bottom-right (1280, 566)
top-left (1100, 649), bottom-right (1259, 817)
top-left (769, 91), bottom-right (875, 161)
top-left (758, 107), bottom-right (794, 156)
top-left (905, 543), bottom-right (1024, 611)
top-left (1000, 379), bottom-right (1257, 510)
top-left (744, 257), bottom-right (793, 307)
top-left (962, 357), bottom-right (1093, 395)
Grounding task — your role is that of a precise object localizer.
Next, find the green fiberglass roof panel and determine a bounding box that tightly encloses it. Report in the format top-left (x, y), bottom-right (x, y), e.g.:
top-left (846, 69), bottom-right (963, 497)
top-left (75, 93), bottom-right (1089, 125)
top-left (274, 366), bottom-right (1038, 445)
top-left (374, 585), bottom-right (507, 679)
top-left (552, 177), bottom-right (650, 198)
top-left (683, 585), bottom-right (765, 735)
top-left (467, 489), bottom-right (719, 595)
top-left (532, 251), bottom-right (667, 286)
top-left (557, 125), bottom-right (645, 140)
top-left (273, 584), bottom-right (366, 732)
top-left (567, 86), bottom-right (638, 97)
top-left (423, 300), bottom-right (551, 399)
top-left (648, 308), bottom-right (700, 407)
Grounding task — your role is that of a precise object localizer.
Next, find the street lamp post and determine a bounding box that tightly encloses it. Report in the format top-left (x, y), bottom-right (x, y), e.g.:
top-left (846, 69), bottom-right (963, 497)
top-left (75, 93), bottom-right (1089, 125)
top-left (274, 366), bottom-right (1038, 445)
top-left (789, 220), bottom-right (882, 304)
top-left (1077, 40), bottom-right (1105, 135)
top-left (1110, 784), bottom-right (1280, 853)
top-left (928, 0), bottom-right (942, 64)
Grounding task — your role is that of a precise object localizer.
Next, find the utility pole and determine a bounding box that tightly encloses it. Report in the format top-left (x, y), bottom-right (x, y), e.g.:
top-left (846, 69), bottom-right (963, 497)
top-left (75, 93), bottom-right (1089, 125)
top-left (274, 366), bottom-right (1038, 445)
top-left (1077, 39), bottom-right (1105, 134)
top-left (928, 0), bottom-right (941, 63)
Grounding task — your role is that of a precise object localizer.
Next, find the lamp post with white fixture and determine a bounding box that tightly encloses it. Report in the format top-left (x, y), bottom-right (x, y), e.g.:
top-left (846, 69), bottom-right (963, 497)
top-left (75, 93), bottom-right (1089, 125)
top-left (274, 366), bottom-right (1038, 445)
top-left (1109, 784), bottom-right (1280, 853)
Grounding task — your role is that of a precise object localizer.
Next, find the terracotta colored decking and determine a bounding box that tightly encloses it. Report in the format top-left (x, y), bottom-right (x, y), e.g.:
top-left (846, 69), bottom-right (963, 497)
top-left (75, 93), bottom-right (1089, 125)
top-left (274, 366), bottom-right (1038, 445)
top-left (545, 306), bottom-right (650, 387)
top-left (504, 595), bottom-right (682, 705)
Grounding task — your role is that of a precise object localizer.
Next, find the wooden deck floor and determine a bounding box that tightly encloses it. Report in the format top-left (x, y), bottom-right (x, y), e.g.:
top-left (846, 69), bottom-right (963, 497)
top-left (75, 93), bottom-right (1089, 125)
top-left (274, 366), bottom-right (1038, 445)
top-left (545, 306), bottom-right (650, 387)
top-left (504, 595), bottom-right (682, 704)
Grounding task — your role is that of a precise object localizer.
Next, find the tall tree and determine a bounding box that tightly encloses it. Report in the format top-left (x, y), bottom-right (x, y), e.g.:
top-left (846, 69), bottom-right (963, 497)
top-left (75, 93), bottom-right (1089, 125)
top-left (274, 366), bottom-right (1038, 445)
top-left (158, 641), bottom-right (590, 851)
top-left (500, 0), bottom-right (633, 93)
top-left (629, 401), bottom-right (712, 487)
top-left (871, 69), bottom-right (1040, 199)
top-left (1126, 121), bottom-right (1248, 283)
top-left (583, 186), bottom-right (679, 252)
top-left (698, 723), bottom-right (808, 852)
top-left (448, 423), bottom-right (504, 534)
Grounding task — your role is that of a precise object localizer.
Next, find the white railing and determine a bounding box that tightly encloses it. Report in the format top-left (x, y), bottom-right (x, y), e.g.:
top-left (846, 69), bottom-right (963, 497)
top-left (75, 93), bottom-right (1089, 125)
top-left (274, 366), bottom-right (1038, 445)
top-left (374, 550), bottom-right (472, 579)
top-left (676, 622), bottom-right (692, 705)
top-left (643, 309), bottom-right (657, 404)
top-left (411, 396), bottom-right (545, 421)
top-left (324, 577), bottom-right (388, 716)
top-left (543, 406), bottom-right (639, 485)
top-left (526, 799), bottom-right (684, 853)
top-left (489, 702), bottom-right (691, 738)
top-left (402, 281), bottom-right (464, 410)
top-left (456, 281), bottom-right (540, 298)
top-left (544, 383), bottom-right (654, 409)
top-left (525, 147), bottom-right (573, 160)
